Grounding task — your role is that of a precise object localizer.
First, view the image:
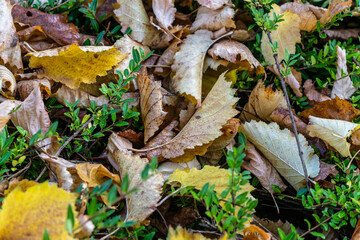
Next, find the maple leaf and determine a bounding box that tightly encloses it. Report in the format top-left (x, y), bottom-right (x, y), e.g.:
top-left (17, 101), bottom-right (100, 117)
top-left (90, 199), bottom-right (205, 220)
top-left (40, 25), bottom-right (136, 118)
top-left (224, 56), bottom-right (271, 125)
top-left (241, 121), bottom-right (320, 191)
top-left (191, 6), bottom-right (236, 32)
top-left (331, 46), bottom-right (356, 99)
top-left (0, 0), bottom-right (22, 73)
top-left (261, 4), bottom-right (301, 65)
top-left (171, 30), bottom-right (214, 105)
top-left (0, 182), bottom-right (78, 240)
top-left (0, 65), bottom-right (16, 97)
top-left (152, 0), bottom-right (176, 29)
top-left (114, 0), bottom-right (161, 46)
top-left (307, 116), bottom-right (359, 157)
top-left (28, 44), bottom-right (126, 89)
top-left (107, 133), bottom-right (164, 223)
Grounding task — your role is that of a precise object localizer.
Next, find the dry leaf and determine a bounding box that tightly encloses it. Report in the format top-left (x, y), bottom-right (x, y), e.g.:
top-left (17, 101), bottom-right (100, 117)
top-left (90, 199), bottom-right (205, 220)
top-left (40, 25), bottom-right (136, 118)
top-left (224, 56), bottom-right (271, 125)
top-left (17, 79), bottom-right (51, 101)
top-left (158, 158), bottom-right (201, 180)
top-left (270, 107), bottom-right (309, 137)
top-left (241, 120), bottom-right (320, 191)
top-left (331, 46), bottom-right (356, 99)
top-left (241, 80), bottom-right (287, 122)
top-left (323, 29), bottom-right (360, 41)
top-left (114, 0), bottom-right (161, 46)
top-left (243, 225), bottom-right (272, 240)
top-left (161, 72), bottom-right (238, 161)
top-left (303, 79), bottom-right (331, 104)
top-left (299, 96), bottom-right (360, 122)
top-left (352, 218), bottom-right (360, 240)
top-left (307, 116), bottom-right (359, 157)
top-left (28, 44), bottom-right (126, 89)
top-left (261, 4), bottom-right (301, 65)
top-left (137, 68), bottom-right (167, 143)
top-left (4, 179), bottom-right (38, 196)
top-left (319, 0), bottom-right (352, 25)
top-left (191, 6), bottom-right (235, 32)
top-left (76, 163), bottom-right (121, 188)
top-left (168, 226), bottom-right (211, 240)
top-left (0, 100), bottom-right (18, 132)
top-left (197, 0), bottom-right (231, 10)
top-left (0, 0), bottom-right (22, 73)
top-left (313, 161), bottom-right (338, 182)
top-left (171, 30), bottom-right (214, 105)
top-left (208, 40), bottom-right (264, 75)
top-left (152, 0), bottom-right (176, 29)
top-left (154, 37), bottom-right (182, 76)
top-left (268, 65), bottom-right (302, 97)
top-left (243, 142), bottom-right (286, 193)
top-left (107, 133), bottom-right (164, 223)
top-left (280, 2), bottom-right (318, 31)
top-left (179, 102), bottom-right (196, 129)
top-left (0, 182), bottom-right (78, 240)
top-left (0, 65), bottom-right (16, 97)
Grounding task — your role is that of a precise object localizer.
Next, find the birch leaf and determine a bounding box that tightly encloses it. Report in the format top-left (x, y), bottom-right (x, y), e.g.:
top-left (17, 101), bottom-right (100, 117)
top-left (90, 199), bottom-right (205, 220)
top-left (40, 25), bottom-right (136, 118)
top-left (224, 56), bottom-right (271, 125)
top-left (307, 116), bottom-right (359, 157)
top-left (280, 2), bottom-right (318, 31)
top-left (114, 0), bottom-right (161, 46)
top-left (240, 121), bottom-right (320, 191)
top-left (28, 44), bottom-right (126, 89)
top-left (152, 0), bottom-right (176, 29)
top-left (191, 6), bottom-right (235, 32)
top-left (331, 46), bottom-right (356, 99)
top-left (261, 4), bottom-right (301, 65)
top-left (137, 68), bottom-right (167, 143)
top-left (171, 30), bottom-right (214, 105)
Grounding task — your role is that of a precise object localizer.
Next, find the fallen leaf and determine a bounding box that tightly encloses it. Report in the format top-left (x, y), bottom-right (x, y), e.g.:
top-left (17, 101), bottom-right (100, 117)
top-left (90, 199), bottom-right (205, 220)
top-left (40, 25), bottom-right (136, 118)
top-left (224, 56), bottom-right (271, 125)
top-left (4, 179), bottom-right (38, 196)
top-left (241, 120), bottom-right (320, 191)
top-left (154, 37), bottom-right (182, 76)
top-left (95, 0), bottom-right (117, 21)
top-left (322, 29), bottom-right (360, 41)
top-left (280, 2), bottom-right (318, 31)
top-left (114, 0), bottom-right (161, 46)
top-left (179, 102), bottom-right (196, 129)
top-left (331, 46), bottom-right (356, 99)
top-left (28, 44), bottom-right (126, 89)
top-left (197, 0), bottom-right (231, 10)
top-left (0, 0), bottom-right (22, 73)
top-left (319, 0), bottom-right (352, 25)
top-left (352, 218), bottom-right (360, 240)
top-left (243, 142), bottom-right (286, 193)
top-left (117, 129), bottom-right (144, 148)
top-left (0, 65), bottom-right (16, 97)
top-left (12, 5), bottom-right (80, 45)
top-left (76, 163), bottom-right (121, 188)
top-left (137, 68), bottom-right (167, 143)
top-left (0, 100), bottom-right (18, 132)
top-left (303, 79), bottom-right (331, 104)
top-left (158, 158), bottom-right (201, 180)
top-left (268, 65), bottom-right (302, 97)
top-left (208, 40), bottom-right (264, 75)
top-left (270, 107), bottom-right (309, 137)
top-left (313, 161), bottom-right (338, 182)
top-left (261, 4), bottom-right (301, 65)
top-left (167, 226), bottom-right (211, 240)
top-left (0, 182), bottom-right (78, 240)
top-left (191, 6), bottom-right (235, 32)
top-left (299, 96), bottom-right (360, 122)
top-left (152, 0), bottom-right (176, 29)
top-left (307, 116), bottom-right (359, 157)
top-left (107, 133), bottom-right (164, 223)
top-left (243, 225), bottom-right (272, 240)
top-left (171, 29), bottom-right (214, 105)
top-left (240, 80), bottom-right (287, 122)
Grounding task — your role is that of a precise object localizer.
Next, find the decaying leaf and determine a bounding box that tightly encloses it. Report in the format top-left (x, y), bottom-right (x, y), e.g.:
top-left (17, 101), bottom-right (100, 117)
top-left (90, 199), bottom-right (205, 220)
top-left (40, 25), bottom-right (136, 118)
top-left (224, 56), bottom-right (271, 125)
top-left (28, 44), bottom-right (126, 89)
top-left (243, 225), bottom-right (272, 240)
top-left (323, 29), bottom-right (360, 41)
top-left (152, 0), bottom-right (176, 29)
top-left (241, 80), bottom-right (287, 121)
top-left (280, 2), bottom-right (318, 31)
top-left (307, 116), bottom-right (359, 157)
top-left (208, 40), bottom-right (264, 74)
top-left (168, 226), bottom-right (218, 240)
top-left (0, 182), bottom-right (78, 240)
top-left (0, 65), bottom-right (16, 97)
top-left (268, 65), bottom-right (302, 97)
top-left (76, 163), bottom-right (121, 188)
top-left (107, 133), bottom-right (164, 223)
top-left (270, 107), bottom-right (309, 137)
top-left (161, 72), bottom-right (238, 161)
top-left (241, 121), bottom-right (320, 191)
top-left (331, 46), bottom-right (356, 99)
top-left (16, 79), bottom-right (51, 101)
top-left (191, 6), bottom-right (235, 32)
top-left (261, 4), bottom-right (301, 65)
top-left (299, 96), bottom-right (360, 122)
top-left (171, 30), bottom-right (214, 105)
top-left (154, 36), bottom-right (182, 76)
top-left (0, 0), bottom-right (22, 73)
top-left (114, 0), bottom-right (161, 46)
top-left (303, 79), bottom-right (331, 104)
top-left (137, 68), bottom-right (167, 143)
top-left (319, 0), bottom-right (352, 25)
top-left (3, 179), bottom-right (38, 196)
top-left (243, 142), bottom-right (286, 193)
top-left (197, 0), bottom-right (231, 10)
top-left (169, 165), bottom-right (254, 194)
top-left (158, 158), bottom-right (201, 180)
top-left (0, 100), bottom-right (18, 132)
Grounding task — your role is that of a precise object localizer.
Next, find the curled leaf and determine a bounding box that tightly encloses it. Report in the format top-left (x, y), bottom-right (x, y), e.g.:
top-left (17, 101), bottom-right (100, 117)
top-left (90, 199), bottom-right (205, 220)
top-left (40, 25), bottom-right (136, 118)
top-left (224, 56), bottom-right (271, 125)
top-left (191, 6), bottom-right (235, 32)
top-left (0, 65), bottom-right (16, 97)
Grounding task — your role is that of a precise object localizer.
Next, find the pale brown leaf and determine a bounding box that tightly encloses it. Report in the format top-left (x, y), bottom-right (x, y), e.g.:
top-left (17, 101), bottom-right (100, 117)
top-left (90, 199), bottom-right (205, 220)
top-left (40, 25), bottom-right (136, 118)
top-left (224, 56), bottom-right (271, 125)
top-left (0, 65), bottom-right (16, 97)
top-left (280, 2), bottom-right (318, 31)
top-left (197, 0), bottom-right (231, 10)
top-left (303, 79), bottom-right (331, 104)
top-left (152, 0), bottom-right (176, 29)
top-left (191, 6), bottom-right (235, 32)
top-left (17, 79), bottom-right (51, 101)
top-left (319, 0), bottom-right (352, 25)
top-left (0, 100), bottom-right (19, 132)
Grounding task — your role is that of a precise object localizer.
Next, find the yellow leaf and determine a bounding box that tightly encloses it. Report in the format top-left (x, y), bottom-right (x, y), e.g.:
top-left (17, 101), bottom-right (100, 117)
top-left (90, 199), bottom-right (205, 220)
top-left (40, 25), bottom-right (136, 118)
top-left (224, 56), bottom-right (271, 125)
top-left (261, 4), bottom-right (301, 65)
top-left (0, 100), bottom-right (19, 132)
top-left (168, 226), bottom-right (214, 240)
top-left (280, 2), bottom-right (318, 31)
top-left (28, 44), bottom-right (126, 89)
top-left (4, 179), bottom-right (38, 196)
top-left (76, 163), bottom-right (121, 188)
top-left (0, 182), bottom-right (78, 240)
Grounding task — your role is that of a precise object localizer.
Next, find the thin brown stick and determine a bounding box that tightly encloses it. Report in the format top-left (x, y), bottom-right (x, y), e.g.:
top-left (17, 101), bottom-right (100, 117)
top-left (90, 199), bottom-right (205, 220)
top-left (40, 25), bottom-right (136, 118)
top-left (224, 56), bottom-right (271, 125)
top-left (299, 216), bottom-right (331, 238)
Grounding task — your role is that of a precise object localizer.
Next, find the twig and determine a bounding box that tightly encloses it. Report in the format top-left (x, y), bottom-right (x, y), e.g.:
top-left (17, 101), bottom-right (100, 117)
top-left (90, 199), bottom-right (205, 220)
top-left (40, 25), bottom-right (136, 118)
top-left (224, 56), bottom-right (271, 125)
top-left (346, 148), bottom-right (360, 171)
top-left (46, 0), bottom-right (69, 12)
top-left (299, 216), bottom-right (331, 238)
top-left (157, 187), bottom-right (183, 206)
top-left (35, 167), bottom-right (47, 182)
top-left (99, 227), bottom-right (121, 240)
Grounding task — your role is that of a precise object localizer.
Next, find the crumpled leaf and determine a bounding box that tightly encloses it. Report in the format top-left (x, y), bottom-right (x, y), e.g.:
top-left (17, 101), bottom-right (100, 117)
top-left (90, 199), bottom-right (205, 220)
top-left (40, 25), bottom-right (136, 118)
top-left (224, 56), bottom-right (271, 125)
top-left (243, 142), bottom-right (286, 193)
top-left (107, 133), bottom-right (164, 223)
top-left (0, 182), bottom-right (78, 240)
top-left (307, 116), bottom-right (359, 157)
top-left (28, 44), bottom-right (126, 89)
top-left (17, 78), bottom-right (51, 101)
top-left (319, 0), bottom-right (352, 25)
top-left (280, 2), bottom-right (318, 31)
top-left (240, 80), bottom-right (287, 121)
top-left (0, 100), bottom-right (18, 132)
top-left (0, 0), bottom-right (22, 73)
top-left (0, 65), bottom-right (16, 97)
top-left (243, 225), bottom-right (272, 240)
top-left (241, 120), bottom-right (320, 191)
top-left (171, 30), bottom-right (214, 105)
top-left (76, 163), bottom-right (121, 188)
top-left (261, 4), bottom-right (301, 65)
top-left (299, 96), bottom-right (360, 122)
top-left (114, 0), bottom-right (161, 46)
top-left (303, 79), bottom-right (331, 104)
top-left (12, 5), bottom-right (80, 45)
top-left (158, 158), bottom-right (201, 180)
top-left (331, 46), bottom-right (356, 99)
top-left (152, 0), bottom-right (176, 29)
top-left (191, 6), bottom-right (235, 32)
top-left (137, 68), bottom-right (167, 143)
top-left (270, 107), bottom-right (309, 137)
top-left (197, 0), bottom-right (231, 10)
top-left (160, 72), bottom-right (238, 162)
top-left (208, 40), bottom-right (264, 75)
top-left (169, 165), bottom-right (254, 194)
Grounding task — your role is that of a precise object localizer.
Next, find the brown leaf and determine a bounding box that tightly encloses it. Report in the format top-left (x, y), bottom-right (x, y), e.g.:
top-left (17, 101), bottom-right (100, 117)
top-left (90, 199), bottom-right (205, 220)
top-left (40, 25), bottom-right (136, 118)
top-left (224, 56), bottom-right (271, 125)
top-left (0, 65), bottom-right (16, 97)
top-left (95, 0), bottom-right (116, 21)
top-left (152, 0), bottom-right (176, 29)
top-left (17, 79), bottom-right (51, 100)
top-left (268, 65), bottom-right (302, 97)
top-left (243, 142), bottom-right (286, 193)
top-left (270, 107), bottom-right (309, 137)
top-left (243, 224), bottom-right (272, 240)
top-left (179, 102), bottom-right (196, 129)
top-left (12, 6), bottom-right (80, 45)
top-left (191, 6), bottom-right (235, 32)
top-left (17, 25), bottom-right (59, 52)
top-left (76, 163), bottom-right (120, 188)
top-left (137, 68), bottom-right (167, 143)
top-left (352, 218), bottom-right (360, 240)
top-left (319, 0), bottom-right (352, 25)
top-left (117, 129), bottom-right (144, 148)
top-left (0, 0), bottom-right (22, 73)
top-left (0, 100), bottom-right (19, 132)
top-left (322, 29), bottom-right (360, 41)
top-left (299, 96), bottom-right (360, 122)
top-left (280, 2), bottom-right (318, 31)
top-left (303, 79), bottom-right (331, 105)
top-left (197, 0), bottom-right (231, 10)
top-left (313, 160), bottom-right (338, 182)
